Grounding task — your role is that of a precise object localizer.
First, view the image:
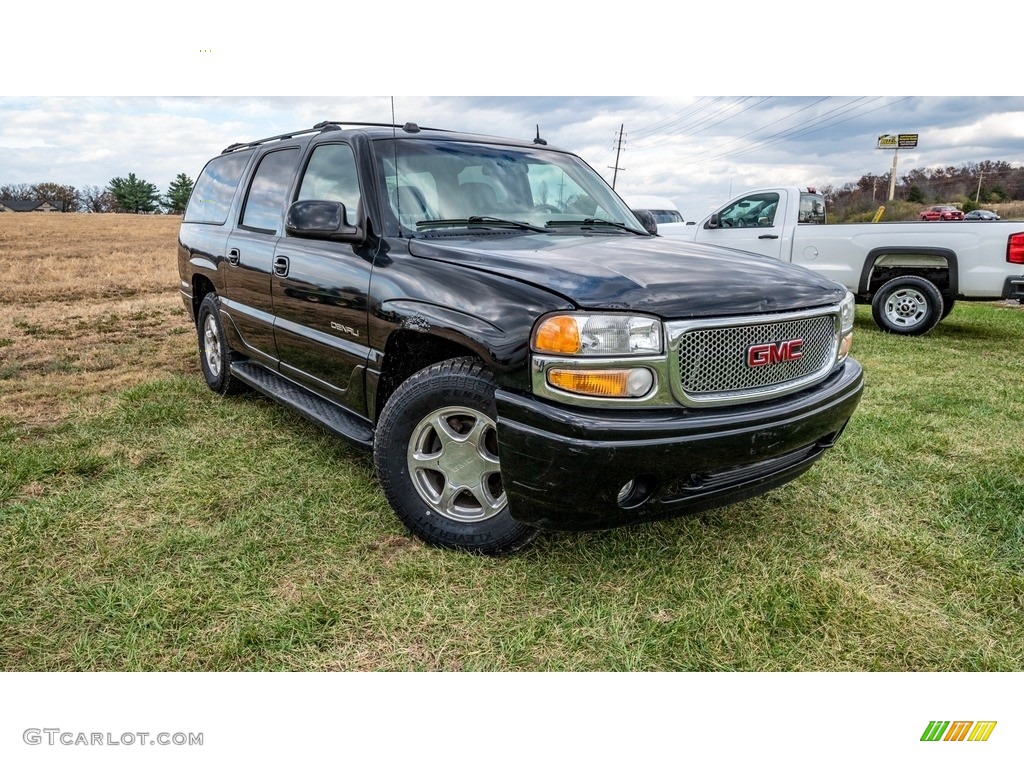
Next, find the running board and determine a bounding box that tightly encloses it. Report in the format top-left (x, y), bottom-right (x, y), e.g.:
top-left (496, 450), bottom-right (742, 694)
top-left (230, 361), bottom-right (374, 450)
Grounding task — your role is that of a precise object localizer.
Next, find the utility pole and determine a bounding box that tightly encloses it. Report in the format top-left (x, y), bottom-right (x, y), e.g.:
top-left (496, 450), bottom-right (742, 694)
top-left (609, 124), bottom-right (625, 189)
top-left (887, 147), bottom-right (898, 201)
top-left (976, 171), bottom-right (984, 203)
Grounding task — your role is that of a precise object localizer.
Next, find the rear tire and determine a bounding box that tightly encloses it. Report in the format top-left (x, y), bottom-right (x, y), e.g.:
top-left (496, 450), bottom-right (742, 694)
top-left (196, 294), bottom-right (248, 395)
top-left (871, 276), bottom-right (944, 335)
top-left (373, 357), bottom-right (539, 555)
top-left (940, 296), bottom-right (956, 320)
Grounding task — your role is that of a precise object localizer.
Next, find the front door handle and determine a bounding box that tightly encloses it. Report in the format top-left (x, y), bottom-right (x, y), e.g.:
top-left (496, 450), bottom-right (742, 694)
top-left (273, 255), bottom-right (290, 277)
top-left (758, 234), bottom-right (779, 240)
top-left (227, 248), bottom-right (241, 265)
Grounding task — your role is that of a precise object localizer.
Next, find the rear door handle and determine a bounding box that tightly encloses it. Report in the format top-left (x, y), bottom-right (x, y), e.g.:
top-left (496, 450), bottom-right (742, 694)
top-left (227, 248), bottom-right (241, 265)
top-left (273, 255), bottom-right (290, 277)
top-left (758, 234), bottom-right (779, 240)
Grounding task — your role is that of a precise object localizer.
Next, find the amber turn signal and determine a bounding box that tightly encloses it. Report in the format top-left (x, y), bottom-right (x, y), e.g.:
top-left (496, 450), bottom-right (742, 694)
top-left (547, 368), bottom-right (654, 398)
top-left (533, 316), bottom-right (581, 354)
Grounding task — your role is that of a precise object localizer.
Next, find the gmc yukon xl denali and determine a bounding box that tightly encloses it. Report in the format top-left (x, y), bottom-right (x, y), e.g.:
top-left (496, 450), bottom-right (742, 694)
top-left (177, 122), bottom-right (864, 554)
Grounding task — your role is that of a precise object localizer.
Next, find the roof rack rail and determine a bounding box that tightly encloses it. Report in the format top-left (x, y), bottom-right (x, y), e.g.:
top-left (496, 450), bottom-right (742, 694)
top-left (221, 121), bottom-right (450, 154)
top-left (314, 121), bottom-right (451, 134)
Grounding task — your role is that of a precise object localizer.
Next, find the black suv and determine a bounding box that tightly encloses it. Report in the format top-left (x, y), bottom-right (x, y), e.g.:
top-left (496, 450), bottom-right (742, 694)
top-left (177, 121), bottom-right (863, 554)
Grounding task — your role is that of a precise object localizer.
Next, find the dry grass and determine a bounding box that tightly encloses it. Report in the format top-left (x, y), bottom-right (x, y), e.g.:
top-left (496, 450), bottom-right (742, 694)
top-left (991, 201), bottom-right (1024, 219)
top-left (0, 213), bottom-right (193, 426)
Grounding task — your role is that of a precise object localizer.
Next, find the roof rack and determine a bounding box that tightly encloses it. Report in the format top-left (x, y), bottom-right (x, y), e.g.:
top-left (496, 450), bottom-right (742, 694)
top-left (220, 121), bottom-right (450, 154)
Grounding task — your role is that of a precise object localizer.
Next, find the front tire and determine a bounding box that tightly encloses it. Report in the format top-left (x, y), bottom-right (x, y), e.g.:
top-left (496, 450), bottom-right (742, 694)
top-left (871, 276), bottom-right (944, 335)
top-left (373, 357), bottom-right (538, 555)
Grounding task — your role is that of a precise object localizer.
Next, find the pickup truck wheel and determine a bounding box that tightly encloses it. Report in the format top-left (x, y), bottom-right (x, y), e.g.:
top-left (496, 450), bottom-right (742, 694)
top-left (871, 276), bottom-right (944, 335)
top-left (940, 296), bottom-right (956, 320)
top-left (196, 294), bottom-right (248, 395)
top-left (373, 357), bottom-right (539, 555)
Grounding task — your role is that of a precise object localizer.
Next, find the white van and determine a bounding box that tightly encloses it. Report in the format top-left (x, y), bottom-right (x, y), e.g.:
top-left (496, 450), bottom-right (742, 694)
top-left (623, 195), bottom-right (683, 224)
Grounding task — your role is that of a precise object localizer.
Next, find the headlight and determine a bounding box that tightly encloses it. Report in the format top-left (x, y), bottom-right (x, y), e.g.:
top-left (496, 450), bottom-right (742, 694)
top-left (839, 291), bottom-right (855, 334)
top-left (838, 291), bottom-right (855, 362)
top-left (532, 314), bottom-right (663, 356)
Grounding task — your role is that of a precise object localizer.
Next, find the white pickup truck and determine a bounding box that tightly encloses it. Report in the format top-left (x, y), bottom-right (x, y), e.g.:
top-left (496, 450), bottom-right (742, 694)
top-left (655, 186), bottom-right (1024, 335)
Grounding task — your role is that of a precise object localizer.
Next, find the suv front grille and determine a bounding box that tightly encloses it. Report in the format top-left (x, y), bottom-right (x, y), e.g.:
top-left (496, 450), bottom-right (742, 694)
top-left (668, 310), bottom-right (839, 406)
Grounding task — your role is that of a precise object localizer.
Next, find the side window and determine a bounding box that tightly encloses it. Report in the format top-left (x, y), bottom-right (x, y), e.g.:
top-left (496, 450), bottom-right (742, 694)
top-left (297, 143), bottom-right (361, 215)
top-left (798, 193), bottom-right (826, 224)
top-left (240, 148), bottom-right (300, 232)
top-left (719, 192), bottom-right (780, 228)
top-left (183, 150), bottom-right (253, 224)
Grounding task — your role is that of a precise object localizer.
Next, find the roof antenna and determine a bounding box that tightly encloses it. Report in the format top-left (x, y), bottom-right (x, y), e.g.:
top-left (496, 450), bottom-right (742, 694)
top-left (533, 124), bottom-right (547, 146)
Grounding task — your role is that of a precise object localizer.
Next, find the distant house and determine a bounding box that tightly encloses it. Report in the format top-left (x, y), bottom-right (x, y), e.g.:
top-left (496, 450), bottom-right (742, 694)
top-left (0, 199), bottom-right (65, 212)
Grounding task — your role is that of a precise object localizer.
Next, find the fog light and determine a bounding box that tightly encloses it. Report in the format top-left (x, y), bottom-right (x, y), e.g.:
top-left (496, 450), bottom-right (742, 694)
top-left (617, 480), bottom-right (636, 504)
top-left (616, 475), bottom-right (656, 509)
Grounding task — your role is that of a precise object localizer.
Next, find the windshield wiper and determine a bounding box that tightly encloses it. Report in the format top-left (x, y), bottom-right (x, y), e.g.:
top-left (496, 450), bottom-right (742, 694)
top-left (416, 216), bottom-right (550, 233)
top-left (545, 218), bottom-right (646, 235)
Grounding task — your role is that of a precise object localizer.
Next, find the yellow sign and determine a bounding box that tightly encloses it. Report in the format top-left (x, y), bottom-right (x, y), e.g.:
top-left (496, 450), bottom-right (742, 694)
top-left (877, 134), bottom-right (898, 149)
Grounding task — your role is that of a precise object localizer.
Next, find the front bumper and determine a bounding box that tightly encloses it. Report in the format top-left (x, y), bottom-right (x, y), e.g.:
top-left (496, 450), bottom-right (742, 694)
top-left (495, 359), bottom-right (863, 531)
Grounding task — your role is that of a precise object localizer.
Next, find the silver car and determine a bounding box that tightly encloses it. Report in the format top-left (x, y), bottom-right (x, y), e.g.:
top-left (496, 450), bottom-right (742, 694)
top-left (964, 209), bottom-right (1001, 220)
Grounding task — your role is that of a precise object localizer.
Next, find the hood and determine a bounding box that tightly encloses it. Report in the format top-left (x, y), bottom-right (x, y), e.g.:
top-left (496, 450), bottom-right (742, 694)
top-left (407, 233), bottom-right (846, 319)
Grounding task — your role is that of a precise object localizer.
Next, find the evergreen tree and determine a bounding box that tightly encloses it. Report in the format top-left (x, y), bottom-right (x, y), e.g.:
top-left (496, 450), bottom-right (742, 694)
top-left (164, 172), bottom-right (194, 214)
top-left (107, 172), bottom-right (161, 214)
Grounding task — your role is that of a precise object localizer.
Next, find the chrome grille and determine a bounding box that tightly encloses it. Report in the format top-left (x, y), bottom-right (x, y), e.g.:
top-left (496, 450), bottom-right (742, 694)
top-left (669, 311), bottom-right (838, 406)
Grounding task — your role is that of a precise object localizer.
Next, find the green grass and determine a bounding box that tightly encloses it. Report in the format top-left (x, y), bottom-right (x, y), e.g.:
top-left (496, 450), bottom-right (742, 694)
top-left (1, 302), bottom-right (1022, 671)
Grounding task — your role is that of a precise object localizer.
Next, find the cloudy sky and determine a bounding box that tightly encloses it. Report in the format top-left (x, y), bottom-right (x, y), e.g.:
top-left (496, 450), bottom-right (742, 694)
top-left (3, 6), bottom-right (1021, 218)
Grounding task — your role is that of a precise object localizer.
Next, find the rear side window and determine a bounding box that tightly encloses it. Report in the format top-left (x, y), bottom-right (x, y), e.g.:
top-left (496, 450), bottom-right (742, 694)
top-left (799, 192), bottom-right (826, 224)
top-left (240, 148), bottom-right (301, 233)
top-left (184, 150), bottom-right (253, 225)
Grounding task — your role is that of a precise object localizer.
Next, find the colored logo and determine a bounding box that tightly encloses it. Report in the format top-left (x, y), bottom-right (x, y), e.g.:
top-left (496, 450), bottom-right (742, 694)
top-left (746, 339), bottom-right (804, 368)
top-left (921, 721), bottom-right (997, 742)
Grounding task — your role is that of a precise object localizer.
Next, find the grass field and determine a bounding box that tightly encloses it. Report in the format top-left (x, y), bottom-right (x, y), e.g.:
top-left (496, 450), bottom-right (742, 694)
top-left (1, 213), bottom-right (1022, 671)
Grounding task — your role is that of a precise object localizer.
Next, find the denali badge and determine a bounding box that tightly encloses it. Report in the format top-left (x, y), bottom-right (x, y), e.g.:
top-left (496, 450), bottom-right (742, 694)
top-left (747, 339), bottom-right (804, 367)
top-left (331, 322), bottom-right (360, 337)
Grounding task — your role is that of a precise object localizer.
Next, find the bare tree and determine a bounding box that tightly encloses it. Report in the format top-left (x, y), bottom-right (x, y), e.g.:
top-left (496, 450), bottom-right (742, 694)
top-left (81, 185), bottom-right (117, 213)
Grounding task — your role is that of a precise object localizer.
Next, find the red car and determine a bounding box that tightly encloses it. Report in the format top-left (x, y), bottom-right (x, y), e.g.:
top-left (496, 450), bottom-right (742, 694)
top-left (920, 205), bottom-right (965, 221)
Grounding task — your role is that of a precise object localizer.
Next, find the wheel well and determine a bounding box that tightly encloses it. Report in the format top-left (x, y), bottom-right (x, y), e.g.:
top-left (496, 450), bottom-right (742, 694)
top-left (859, 247), bottom-right (958, 300)
top-left (191, 275), bottom-right (216, 325)
top-left (374, 330), bottom-right (481, 421)
top-left (867, 266), bottom-right (951, 297)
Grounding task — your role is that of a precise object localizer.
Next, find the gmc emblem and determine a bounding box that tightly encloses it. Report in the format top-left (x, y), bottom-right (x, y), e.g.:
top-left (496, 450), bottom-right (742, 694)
top-left (747, 339), bottom-right (804, 367)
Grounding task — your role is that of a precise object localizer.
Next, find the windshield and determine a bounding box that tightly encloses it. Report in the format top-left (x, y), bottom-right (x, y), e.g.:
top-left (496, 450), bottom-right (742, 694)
top-left (373, 138), bottom-right (644, 235)
top-left (648, 209), bottom-right (683, 224)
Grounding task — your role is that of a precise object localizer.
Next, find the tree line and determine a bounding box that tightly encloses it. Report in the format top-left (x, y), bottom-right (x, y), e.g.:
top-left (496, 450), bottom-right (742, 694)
top-left (0, 172), bottom-right (194, 214)
top-left (821, 160), bottom-right (1023, 220)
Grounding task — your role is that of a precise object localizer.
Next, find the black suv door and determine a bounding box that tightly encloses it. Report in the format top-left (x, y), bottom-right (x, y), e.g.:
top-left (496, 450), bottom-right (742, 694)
top-left (271, 142), bottom-right (373, 408)
top-left (224, 146), bottom-right (302, 363)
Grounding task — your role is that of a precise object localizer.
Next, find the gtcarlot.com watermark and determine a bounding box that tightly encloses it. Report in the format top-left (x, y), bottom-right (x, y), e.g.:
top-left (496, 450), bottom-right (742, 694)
top-left (23, 728), bottom-right (203, 747)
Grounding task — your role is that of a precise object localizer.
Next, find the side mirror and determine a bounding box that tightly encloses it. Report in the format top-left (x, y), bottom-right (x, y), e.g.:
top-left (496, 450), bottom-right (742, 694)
top-left (285, 200), bottom-right (364, 243)
top-left (706, 213), bottom-right (721, 229)
top-left (631, 209), bottom-right (658, 236)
